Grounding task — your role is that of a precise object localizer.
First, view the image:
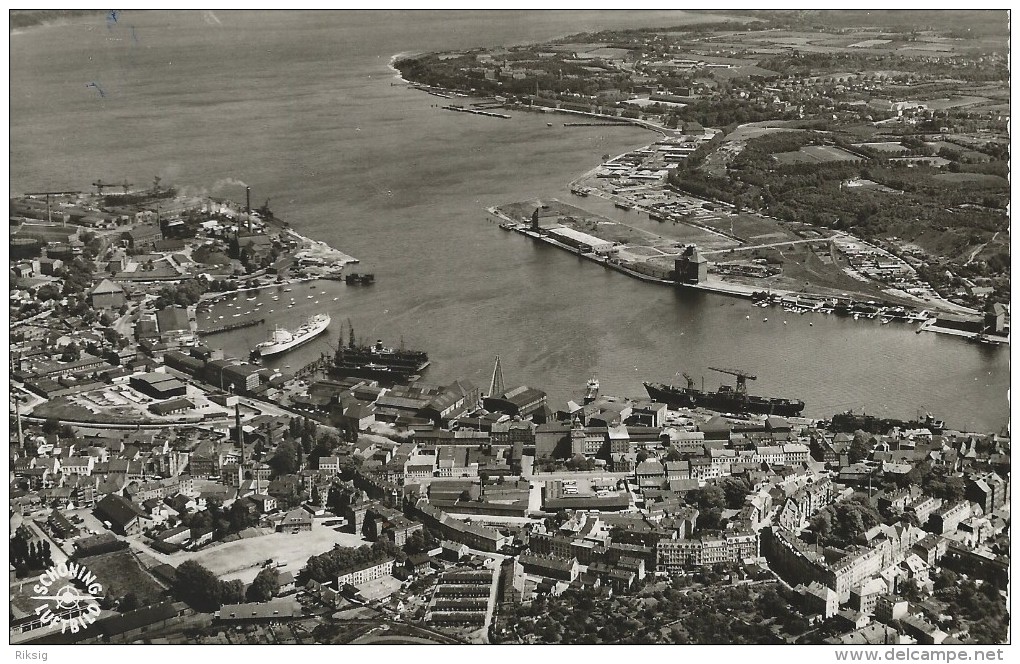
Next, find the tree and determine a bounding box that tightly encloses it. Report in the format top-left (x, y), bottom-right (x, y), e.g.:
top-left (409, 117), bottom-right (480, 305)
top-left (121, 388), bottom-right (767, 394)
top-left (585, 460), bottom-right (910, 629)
top-left (119, 592), bottom-right (141, 612)
top-left (934, 568), bottom-right (958, 591)
top-left (848, 432), bottom-right (872, 463)
top-left (247, 567), bottom-right (280, 602)
top-left (42, 418), bottom-right (61, 436)
top-left (173, 560), bottom-right (222, 611)
top-left (220, 579), bottom-right (246, 605)
top-left (689, 484), bottom-right (726, 511)
top-left (269, 440), bottom-right (301, 477)
top-left (810, 510), bottom-right (832, 539)
top-left (719, 476), bottom-right (752, 509)
top-left (228, 498), bottom-right (260, 533)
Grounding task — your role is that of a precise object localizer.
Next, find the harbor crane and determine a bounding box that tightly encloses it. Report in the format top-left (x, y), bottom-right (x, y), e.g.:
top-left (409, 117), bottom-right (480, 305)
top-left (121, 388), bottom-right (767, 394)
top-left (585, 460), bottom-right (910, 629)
top-left (708, 367), bottom-right (757, 394)
top-left (93, 179), bottom-right (133, 195)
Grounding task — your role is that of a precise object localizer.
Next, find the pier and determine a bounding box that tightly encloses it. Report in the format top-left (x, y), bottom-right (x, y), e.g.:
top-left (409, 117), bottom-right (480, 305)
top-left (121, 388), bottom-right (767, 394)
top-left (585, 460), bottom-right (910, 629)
top-left (441, 105), bottom-right (511, 120)
top-left (199, 317), bottom-right (266, 336)
top-left (294, 353), bottom-right (333, 378)
top-left (562, 122), bottom-right (632, 127)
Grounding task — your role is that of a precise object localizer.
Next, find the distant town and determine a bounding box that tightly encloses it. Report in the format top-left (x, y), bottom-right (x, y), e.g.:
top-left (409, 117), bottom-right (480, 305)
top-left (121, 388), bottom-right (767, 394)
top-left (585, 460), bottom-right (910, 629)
top-left (9, 9), bottom-right (1009, 649)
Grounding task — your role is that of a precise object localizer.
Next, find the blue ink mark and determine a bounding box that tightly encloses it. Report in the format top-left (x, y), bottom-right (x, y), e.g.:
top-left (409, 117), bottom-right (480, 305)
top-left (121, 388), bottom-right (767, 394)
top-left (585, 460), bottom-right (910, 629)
top-left (130, 25), bottom-right (139, 44)
top-left (86, 82), bottom-right (106, 98)
top-left (106, 10), bottom-right (119, 29)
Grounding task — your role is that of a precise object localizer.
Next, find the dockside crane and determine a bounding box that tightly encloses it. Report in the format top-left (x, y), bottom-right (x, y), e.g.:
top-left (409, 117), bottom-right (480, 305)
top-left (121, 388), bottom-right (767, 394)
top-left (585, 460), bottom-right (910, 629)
top-left (708, 367), bottom-right (757, 394)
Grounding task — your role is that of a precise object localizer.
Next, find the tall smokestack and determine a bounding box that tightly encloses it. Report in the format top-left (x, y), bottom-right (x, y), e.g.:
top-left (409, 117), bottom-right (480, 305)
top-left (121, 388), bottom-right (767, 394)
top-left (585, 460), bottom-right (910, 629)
top-left (235, 402), bottom-right (244, 463)
top-left (245, 186), bottom-right (252, 233)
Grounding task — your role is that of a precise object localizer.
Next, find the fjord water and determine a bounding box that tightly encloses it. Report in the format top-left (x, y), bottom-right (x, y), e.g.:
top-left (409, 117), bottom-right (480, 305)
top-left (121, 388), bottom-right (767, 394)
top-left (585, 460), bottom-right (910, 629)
top-left (11, 11), bottom-right (1009, 432)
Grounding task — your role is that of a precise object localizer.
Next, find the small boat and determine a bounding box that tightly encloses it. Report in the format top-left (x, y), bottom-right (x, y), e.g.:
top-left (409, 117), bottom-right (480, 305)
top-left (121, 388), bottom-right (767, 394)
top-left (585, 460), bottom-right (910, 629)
top-left (307, 295), bottom-right (313, 299)
top-left (247, 297), bottom-right (256, 301)
top-left (284, 287), bottom-right (293, 292)
top-left (333, 297), bottom-right (339, 301)
top-left (745, 315), bottom-right (750, 320)
top-left (881, 317), bottom-right (892, 325)
top-left (763, 318), bottom-right (768, 322)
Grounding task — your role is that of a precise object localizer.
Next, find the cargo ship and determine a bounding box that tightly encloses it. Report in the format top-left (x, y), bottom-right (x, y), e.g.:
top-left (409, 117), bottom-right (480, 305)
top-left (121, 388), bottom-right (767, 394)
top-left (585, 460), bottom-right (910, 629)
top-left (251, 314), bottom-right (331, 359)
top-left (332, 338), bottom-right (430, 383)
top-left (643, 367), bottom-right (805, 417)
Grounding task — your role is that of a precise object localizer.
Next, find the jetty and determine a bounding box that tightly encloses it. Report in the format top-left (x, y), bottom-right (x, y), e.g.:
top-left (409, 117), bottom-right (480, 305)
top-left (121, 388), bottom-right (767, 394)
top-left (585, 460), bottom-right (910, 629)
top-left (199, 317), bottom-right (266, 336)
top-left (441, 105), bottom-right (511, 120)
top-left (563, 122), bottom-right (632, 127)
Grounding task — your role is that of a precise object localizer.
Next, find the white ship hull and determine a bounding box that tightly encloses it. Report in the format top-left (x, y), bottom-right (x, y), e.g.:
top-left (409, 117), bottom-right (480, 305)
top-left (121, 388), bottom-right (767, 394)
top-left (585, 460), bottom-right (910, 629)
top-left (254, 314), bottom-right (331, 358)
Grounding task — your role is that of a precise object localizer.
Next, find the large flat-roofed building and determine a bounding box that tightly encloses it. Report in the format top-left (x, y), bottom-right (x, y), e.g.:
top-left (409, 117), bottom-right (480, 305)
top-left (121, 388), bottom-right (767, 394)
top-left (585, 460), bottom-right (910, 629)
top-left (545, 226), bottom-right (615, 254)
top-left (129, 371), bottom-right (188, 399)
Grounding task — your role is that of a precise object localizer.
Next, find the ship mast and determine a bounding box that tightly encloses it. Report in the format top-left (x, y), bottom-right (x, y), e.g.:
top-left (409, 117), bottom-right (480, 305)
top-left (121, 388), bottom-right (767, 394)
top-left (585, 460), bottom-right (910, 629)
top-left (487, 355), bottom-right (505, 398)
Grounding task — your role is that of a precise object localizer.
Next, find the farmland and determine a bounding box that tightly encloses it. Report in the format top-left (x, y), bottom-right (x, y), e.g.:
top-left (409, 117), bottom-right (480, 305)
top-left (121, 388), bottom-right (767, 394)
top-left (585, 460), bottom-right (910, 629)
top-left (773, 145), bottom-right (863, 165)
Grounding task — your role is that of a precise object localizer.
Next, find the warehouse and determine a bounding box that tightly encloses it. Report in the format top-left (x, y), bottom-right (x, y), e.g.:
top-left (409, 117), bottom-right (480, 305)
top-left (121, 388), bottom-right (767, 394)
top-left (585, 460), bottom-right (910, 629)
top-left (129, 372), bottom-right (187, 399)
top-left (545, 226), bottom-right (615, 254)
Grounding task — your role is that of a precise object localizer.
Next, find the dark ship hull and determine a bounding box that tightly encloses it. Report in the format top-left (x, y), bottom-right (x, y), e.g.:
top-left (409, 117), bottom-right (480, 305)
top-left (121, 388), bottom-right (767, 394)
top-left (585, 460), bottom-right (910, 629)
top-left (332, 341), bottom-right (429, 384)
top-left (644, 382), bottom-right (805, 417)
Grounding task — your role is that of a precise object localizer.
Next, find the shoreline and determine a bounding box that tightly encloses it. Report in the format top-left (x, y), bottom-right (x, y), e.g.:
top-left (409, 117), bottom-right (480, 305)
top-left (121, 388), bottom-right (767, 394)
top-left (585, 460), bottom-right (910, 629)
top-left (489, 202), bottom-right (1006, 344)
top-left (198, 227), bottom-right (358, 303)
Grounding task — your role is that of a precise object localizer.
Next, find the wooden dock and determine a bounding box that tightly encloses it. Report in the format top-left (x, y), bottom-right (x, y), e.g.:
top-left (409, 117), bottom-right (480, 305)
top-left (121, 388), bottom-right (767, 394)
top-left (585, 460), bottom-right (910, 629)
top-left (199, 317), bottom-right (266, 336)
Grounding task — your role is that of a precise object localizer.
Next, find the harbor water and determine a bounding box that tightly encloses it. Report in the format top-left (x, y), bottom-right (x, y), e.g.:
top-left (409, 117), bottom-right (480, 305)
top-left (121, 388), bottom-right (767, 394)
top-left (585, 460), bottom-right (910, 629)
top-left (11, 10), bottom-right (1009, 432)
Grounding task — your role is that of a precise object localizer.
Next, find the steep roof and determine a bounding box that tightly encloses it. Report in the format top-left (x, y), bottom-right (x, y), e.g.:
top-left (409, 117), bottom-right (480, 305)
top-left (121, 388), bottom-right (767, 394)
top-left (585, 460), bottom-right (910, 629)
top-left (94, 493), bottom-right (148, 529)
top-left (91, 279), bottom-right (125, 295)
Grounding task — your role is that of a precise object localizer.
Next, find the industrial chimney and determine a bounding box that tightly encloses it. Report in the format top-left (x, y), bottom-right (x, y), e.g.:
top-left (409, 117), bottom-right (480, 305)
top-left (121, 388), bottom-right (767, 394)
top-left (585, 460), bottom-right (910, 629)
top-left (245, 186), bottom-right (252, 233)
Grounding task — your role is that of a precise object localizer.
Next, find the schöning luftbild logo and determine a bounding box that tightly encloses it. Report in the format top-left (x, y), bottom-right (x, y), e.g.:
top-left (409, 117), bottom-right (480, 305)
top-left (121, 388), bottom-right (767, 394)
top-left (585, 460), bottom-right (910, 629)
top-left (32, 562), bottom-right (105, 633)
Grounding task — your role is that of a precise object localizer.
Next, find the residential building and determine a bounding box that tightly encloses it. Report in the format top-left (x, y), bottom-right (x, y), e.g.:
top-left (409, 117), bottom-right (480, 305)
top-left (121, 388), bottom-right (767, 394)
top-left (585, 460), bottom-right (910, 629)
top-left (337, 557), bottom-right (395, 587)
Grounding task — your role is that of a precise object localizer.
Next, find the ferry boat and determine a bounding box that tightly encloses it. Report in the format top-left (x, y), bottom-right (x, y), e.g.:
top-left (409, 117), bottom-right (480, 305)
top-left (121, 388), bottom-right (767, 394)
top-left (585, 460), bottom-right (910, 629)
top-left (251, 314), bottom-right (331, 359)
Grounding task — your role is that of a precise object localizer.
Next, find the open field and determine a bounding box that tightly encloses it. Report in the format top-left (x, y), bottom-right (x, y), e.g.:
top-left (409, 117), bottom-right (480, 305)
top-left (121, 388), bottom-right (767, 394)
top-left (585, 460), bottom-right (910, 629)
top-left (188, 527), bottom-right (370, 584)
top-left (773, 145), bottom-right (862, 165)
top-left (79, 549), bottom-right (168, 606)
top-left (853, 141), bottom-right (908, 154)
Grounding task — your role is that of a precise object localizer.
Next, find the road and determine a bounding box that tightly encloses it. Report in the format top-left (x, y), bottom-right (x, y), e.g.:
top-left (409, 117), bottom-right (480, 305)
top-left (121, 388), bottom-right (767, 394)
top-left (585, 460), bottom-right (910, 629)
top-left (700, 237), bottom-right (833, 256)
